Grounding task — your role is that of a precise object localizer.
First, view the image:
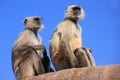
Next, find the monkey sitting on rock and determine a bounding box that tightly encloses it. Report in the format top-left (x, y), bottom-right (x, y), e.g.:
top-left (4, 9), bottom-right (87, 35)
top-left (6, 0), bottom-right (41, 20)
top-left (50, 5), bottom-right (96, 71)
top-left (12, 16), bottom-right (53, 79)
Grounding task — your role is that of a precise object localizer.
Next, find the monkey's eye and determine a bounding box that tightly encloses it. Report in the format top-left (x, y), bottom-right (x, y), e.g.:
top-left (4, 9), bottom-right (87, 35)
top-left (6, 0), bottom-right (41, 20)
top-left (73, 7), bottom-right (81, 11)
top-left (34, 17), bottom-right (40, 21)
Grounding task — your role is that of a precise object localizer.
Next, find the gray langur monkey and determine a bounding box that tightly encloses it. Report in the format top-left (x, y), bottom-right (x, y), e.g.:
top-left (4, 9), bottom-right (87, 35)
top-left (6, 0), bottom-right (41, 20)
top-left (12, 16), bottom-right (53, 79)
top-left (50, 5), bottom-right (96, 71)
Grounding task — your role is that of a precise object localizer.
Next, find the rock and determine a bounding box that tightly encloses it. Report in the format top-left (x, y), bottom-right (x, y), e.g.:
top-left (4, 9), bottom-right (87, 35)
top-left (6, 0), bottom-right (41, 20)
top-left (19, 64), bottom-right (120, 80)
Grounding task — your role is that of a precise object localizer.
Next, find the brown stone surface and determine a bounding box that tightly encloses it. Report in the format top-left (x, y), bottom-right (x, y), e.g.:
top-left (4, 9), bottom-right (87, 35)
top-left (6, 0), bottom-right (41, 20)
top-left (19, 64), bottom-right (120, 80)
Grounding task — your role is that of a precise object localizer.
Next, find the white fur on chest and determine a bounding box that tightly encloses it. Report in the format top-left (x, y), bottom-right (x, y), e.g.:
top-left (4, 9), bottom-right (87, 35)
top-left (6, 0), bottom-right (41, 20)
top-left (73, 24), bottom-right (81, 37)
top-left (30, 32), bottom-right (42, 54)
top-left (30, 32), bottom-right (41, 45)
top-left (70, 24), bottom-right (82, 50)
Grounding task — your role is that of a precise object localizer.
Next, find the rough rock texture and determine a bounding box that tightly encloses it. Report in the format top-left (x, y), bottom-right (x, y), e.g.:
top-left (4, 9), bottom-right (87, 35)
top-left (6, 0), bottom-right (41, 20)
top-left (19, 64), bottom-right (120, 80)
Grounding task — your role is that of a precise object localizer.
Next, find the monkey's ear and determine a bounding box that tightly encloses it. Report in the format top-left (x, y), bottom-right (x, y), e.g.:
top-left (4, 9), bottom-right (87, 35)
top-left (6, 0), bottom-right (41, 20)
top-left (24, 19), bottom-right (27, 25)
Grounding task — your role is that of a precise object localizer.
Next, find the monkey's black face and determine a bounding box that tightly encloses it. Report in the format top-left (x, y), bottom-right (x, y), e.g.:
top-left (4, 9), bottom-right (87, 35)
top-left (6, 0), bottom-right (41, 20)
top-left (72, 7), bottom-right (81, 16)
top-left (33, 17), bottom-right (41, 25)
top-left (24, 16), bottom-right (43, 31)
top-left (71, 6), bottom-right (82, 20)
top-left (65, 5), bottom-right (84, 20)
top-left (33, 17), bottom-right (41, 31)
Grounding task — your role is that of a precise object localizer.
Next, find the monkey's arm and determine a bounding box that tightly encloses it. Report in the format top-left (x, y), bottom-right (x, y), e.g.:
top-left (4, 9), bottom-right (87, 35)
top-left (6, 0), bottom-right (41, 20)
top-left (50, 22), bottom-right (79, 68)
top-left (50, 27), bottom-right (61, 60)
top-left (50, 23), bottom-right (67, 60)
top-left (17, 44), bottom-right (47, 60)
top-left (23, 44), bottom-right (45, 51)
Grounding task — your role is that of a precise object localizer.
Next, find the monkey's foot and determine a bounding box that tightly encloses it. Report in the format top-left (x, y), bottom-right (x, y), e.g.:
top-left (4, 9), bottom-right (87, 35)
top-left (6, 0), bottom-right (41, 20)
top-left (82, 47), bottom-right (92, 53)
top-left (74, 48), bottom-right (92, 67)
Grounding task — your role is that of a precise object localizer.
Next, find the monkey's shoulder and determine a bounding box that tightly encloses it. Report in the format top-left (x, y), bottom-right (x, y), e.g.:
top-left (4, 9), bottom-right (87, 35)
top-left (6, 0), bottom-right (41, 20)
top-left (55, 20), bottom-right (76, 32)
top-left (22, 30), bottom-right (33, 35)
top-left (14, 30), bottom-right (39, 48)
top-left (59, 19), bottom-right (76, 27)
top-left (19, 30), bottom-right (39, 40)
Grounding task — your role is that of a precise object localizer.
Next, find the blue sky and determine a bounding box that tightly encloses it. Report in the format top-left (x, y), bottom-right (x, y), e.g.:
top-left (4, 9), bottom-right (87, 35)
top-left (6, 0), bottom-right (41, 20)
top-left (0, 0), bottom-right (120, 80)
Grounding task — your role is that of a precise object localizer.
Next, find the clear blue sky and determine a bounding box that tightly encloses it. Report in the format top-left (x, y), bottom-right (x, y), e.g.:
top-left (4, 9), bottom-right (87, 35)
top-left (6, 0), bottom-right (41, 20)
top-left (0, 0), bottom-right (120, 80)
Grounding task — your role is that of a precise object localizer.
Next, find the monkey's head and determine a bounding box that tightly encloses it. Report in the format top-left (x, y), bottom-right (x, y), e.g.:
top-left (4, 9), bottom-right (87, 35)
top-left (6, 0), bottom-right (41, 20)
top-left (65, 5), bottom-right (85, 20)
top-left (24, 16), bottom-right (43, 31)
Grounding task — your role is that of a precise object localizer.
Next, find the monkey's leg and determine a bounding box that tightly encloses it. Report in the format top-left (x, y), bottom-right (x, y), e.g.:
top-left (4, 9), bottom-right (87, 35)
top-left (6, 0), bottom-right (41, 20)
top-left (68, 41), bottom-right (80, 67)
top-left (17, 55), bottom-right (35, 79)
top-left (27, 46), bottom-right (46, 74)
top-left (16, 49), bottom-right (44, 79)
top-left (74, 48), bottom-right (91, 67)
top-left (41, 55), bottom-right (50, 73)
top-left (59, 41), bottom-right (79, 67)
top-left (82, 47), bottom-right (96, 66)
top-left (32, 51), bottom-right (45, 74)
top-left (52, 41), bottom-right (79, 70)
top-left (42, 53), bottom-right (54, 72)
top-left (24, 44), bottom-right (51, 73)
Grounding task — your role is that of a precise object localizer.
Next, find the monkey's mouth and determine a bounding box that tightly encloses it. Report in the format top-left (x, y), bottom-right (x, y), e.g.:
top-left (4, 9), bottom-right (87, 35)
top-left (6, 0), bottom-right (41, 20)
top-left (74, 10), bottom-right (80, 15)
top-left (73, 7), bottom-right (81, 15)
top-left (33, 27), bottom-right (40, 31)
top-left (36, 22), bottom-right (41, 25)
